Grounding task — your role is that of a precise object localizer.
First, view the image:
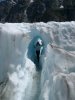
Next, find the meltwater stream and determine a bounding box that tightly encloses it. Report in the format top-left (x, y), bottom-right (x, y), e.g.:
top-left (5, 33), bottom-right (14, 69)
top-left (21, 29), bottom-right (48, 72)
top-left (0, 22), bottom-right (75, 100)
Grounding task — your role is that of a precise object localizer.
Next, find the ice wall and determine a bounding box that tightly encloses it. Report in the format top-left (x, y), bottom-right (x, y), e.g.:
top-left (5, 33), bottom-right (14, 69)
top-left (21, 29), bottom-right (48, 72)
top-left (0, 22), bottom-right (75, 100)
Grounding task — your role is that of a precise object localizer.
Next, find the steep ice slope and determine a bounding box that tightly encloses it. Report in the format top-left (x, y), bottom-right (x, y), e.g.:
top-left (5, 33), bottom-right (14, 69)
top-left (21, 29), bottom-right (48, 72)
top-left (0, 22), bottom-right (75, 100)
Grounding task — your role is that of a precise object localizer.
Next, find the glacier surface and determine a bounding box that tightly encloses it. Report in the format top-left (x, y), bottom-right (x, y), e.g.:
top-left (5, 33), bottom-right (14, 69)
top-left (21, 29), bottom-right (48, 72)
top-left (0, 22), bottom-right (75, 100)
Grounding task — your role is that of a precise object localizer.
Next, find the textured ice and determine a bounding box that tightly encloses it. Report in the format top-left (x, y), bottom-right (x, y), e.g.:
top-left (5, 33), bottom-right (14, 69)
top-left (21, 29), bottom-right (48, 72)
top-left (0, 22), bottom-right (75, 100)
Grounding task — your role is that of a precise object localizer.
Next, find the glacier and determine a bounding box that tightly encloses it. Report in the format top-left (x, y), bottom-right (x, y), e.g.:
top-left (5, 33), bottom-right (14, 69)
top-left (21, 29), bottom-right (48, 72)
top-left (0, 22), bottom-right (75, 100)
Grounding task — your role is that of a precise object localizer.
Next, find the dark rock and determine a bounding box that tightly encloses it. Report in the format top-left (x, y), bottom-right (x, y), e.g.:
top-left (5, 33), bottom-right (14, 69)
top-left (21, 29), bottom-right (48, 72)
top-left (26, 1), bottom-right (46, 22)
top-left (0, 0), bottom-right (30, 22)
top-left (0, 0), bottom-right (13, 22)
top-left (0, 0), bottom-right (75, 22)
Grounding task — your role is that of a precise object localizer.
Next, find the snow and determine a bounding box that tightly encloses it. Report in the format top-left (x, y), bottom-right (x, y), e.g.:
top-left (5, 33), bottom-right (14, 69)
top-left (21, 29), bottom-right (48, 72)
top-left (60, 5), bottom-right (64, 9)
top-left (0, 22), bottom-right (75, 100)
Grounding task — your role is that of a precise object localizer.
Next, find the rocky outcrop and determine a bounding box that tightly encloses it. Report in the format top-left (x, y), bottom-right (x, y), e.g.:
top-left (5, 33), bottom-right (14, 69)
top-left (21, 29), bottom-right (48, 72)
top-left (0, 0), bottom-right (75, 22)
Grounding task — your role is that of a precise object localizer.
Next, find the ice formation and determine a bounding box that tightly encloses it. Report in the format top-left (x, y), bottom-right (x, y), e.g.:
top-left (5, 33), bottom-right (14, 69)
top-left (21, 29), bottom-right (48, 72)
top-left (0, 22), bottom-right (75, 100)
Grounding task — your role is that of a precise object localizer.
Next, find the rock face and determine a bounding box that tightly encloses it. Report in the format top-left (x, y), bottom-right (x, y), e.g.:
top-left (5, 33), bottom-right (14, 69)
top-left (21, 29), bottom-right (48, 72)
top-left (0, 0), bottom-right (13, 22)
top-left (0, 0), bottom-right (75, 22)
top-left (0, 0), bottom-right (30, 22)
top-left (26, 1), bottom-right (46, 22)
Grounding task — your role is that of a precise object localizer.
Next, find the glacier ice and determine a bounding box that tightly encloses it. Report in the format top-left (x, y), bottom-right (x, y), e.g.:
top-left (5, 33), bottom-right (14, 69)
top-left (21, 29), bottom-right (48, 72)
top-left (0, 22), bottom-right (75, 100)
